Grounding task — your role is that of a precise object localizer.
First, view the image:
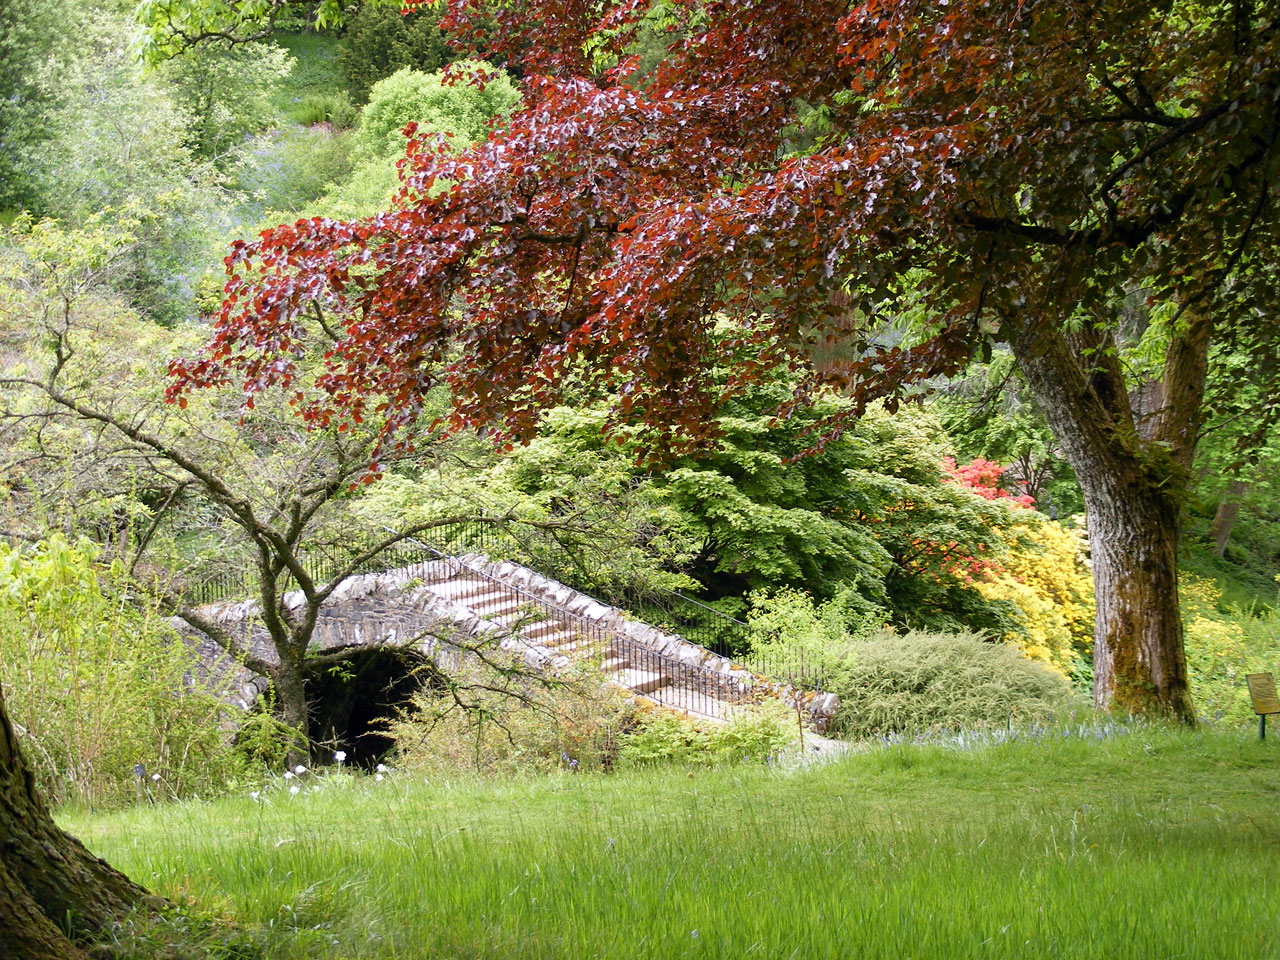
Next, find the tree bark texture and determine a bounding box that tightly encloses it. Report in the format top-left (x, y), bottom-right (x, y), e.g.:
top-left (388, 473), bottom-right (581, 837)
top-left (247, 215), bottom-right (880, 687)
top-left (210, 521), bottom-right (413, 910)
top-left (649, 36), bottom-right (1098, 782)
top-left (0, 682), bottom-right (152, 959)
top-left (273, 655), bottom-right (311, 770)
top-left (1210, 479), bottom-right (1248, 557)
top-left (1078, 467), bottom-right (1193, 717)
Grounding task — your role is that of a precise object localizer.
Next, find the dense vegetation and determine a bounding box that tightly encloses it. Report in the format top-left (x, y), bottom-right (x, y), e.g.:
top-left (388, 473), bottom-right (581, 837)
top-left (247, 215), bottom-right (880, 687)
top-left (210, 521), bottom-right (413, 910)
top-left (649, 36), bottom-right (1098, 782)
top-left (0, 1), bottom-right (1277, 956)
top-left (0, 0), bottom-right (1277, 801)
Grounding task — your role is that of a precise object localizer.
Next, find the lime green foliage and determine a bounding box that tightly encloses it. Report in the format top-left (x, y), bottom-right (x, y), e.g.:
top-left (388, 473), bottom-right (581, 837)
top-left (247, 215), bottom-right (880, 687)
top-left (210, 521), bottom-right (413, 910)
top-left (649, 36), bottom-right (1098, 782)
top-left (0, 537), bottom-right (238, 807)
top-left (617, 701), bottom-right (800, 768)
top-left (828, 629), bottom-right (1073, 738)
top-left (136, 0), bottom-right (352, 64)
top-left (744, 586), bottom-right (868, 685)
top-left (353, 63), bottom-right (521, 161)
top-left (287, 62), bottom-right (521, 222)
top-left (387, 667), bottom-right (633, 776)
top-left (1181, 573), bottom-right (1280, 721)
top-left (338, 3), bottom-right (457, 103)
top-left (63, 726), bottom-right (1280, 959)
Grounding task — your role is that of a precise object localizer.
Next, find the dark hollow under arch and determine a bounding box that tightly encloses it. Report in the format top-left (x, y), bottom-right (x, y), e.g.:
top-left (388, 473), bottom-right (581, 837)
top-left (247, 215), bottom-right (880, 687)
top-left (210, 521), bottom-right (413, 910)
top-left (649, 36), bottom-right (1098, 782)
top-left (304, 646), bottom-right (439, 768)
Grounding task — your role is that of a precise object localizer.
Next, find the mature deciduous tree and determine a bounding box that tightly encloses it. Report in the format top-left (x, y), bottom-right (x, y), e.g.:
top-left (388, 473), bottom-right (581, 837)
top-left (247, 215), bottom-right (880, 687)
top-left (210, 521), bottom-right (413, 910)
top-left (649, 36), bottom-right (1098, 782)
top-left (165, 1), bottom-right (1280, 715)
top-left (0, 216), bottom-right (503, 769)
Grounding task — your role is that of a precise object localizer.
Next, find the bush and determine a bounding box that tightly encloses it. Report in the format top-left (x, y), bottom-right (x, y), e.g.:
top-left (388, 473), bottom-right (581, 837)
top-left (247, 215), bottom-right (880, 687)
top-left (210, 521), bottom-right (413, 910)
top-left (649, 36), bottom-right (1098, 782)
top-left (293, 91), bottom-right (358, 129)
top-left (617, 701), bottom-right (801, 768)
top-left (0, 537), bottom-right (242, 807)
top-left (828, 630), bottom-right (1076, 739)
top-left (353, 63), bottom-right (521, 161)
top-left (387, 662), bottom-right (632, 776)
top-left (1181, 573), bottom-right (1280, 722)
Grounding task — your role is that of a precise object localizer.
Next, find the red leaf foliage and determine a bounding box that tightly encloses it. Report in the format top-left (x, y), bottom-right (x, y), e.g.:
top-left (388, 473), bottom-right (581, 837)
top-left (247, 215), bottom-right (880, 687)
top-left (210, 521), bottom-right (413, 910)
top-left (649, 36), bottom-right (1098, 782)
top-left (170, 0), bottom-right (1280, 457)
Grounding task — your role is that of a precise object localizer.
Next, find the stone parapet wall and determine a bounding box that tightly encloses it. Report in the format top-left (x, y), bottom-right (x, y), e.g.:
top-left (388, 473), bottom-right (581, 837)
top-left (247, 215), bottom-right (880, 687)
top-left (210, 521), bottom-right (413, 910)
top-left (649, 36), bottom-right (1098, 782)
top-left (177, 552), bottom-right (840, 729)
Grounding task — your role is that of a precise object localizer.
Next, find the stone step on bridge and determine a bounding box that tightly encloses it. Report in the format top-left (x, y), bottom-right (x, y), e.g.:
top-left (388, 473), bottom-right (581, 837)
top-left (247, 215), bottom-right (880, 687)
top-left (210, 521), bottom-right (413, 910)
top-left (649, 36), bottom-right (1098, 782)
top-left (181, 552), bottom-right (840, 730)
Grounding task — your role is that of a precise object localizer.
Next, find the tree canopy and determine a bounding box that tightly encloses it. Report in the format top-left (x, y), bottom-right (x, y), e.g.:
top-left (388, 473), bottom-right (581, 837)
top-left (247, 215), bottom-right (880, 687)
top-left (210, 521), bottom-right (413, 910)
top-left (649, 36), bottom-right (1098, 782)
top-left (165, 0), bottom-right (1279, 717)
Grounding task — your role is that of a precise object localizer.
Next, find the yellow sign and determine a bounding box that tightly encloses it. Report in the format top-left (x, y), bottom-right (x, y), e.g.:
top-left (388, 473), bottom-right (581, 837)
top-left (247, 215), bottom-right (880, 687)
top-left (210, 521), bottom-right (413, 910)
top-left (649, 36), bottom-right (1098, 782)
top-left (1246, 673), bottom-right (1280, 716)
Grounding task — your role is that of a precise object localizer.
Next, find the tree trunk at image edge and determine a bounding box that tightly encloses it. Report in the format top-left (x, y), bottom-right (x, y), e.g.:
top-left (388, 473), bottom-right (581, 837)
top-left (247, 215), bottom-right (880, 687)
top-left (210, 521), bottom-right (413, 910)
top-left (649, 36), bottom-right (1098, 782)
top-left (0, 682), bottom-right (153, 960)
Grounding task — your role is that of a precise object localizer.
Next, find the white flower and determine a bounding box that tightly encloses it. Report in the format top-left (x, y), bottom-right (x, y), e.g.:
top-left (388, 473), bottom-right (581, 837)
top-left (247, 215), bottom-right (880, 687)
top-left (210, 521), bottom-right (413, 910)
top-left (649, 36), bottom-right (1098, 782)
top-left (289, 785), bottom-right (300, 796)
top-left (376, 763), bottom-right (389, 774)
top-left (333, 751), bottom-right (347, 764)
top-left (151, 773), bottom-right (161, 782)
top-left (283, 771), bottom-right (295, 780)
top-left (250, 791), bottom-right (261, 802)
top-left (294, 764), bottom-right (307, 775)
top-left (374, 773), bottom-right (384, 782)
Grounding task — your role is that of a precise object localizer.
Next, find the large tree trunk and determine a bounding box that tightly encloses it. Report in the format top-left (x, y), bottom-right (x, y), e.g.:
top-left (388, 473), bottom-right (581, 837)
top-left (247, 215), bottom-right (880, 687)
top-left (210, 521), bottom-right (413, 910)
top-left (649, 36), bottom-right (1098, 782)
top-left (0, 683), bottom-right (154, 959)
top-left (1078, 467), bottom-right (1194, 718)
top-left (1005, 301), bottom-right (1205, 722)
top-left (1209, 479), bottom-right (1248, 557)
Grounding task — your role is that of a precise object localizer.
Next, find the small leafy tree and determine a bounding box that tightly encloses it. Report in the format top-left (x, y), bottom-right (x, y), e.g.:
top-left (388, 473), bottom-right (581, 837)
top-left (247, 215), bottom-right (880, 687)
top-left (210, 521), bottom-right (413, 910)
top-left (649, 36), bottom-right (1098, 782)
top-left (0, 214), bottom-right (490, 768)
top-left (160, 40), bottom-right (294, 163)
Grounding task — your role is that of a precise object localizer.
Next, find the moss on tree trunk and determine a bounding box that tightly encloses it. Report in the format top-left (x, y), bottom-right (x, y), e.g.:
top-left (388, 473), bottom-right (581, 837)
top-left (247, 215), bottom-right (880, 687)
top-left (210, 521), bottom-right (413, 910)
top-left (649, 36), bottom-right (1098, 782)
top-left (0, 682), bottom-right (154, 958)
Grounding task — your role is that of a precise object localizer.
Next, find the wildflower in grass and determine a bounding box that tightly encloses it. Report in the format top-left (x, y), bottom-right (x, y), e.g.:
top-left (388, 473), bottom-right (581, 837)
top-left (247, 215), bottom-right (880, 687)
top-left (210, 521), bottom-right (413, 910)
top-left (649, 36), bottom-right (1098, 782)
top-left (375, 773), bottom-right (384, 782)
top-left (334, 750), bottom-right (347, 764)
top-left (289, 785), bottom-right (300, 796)
top-left (283, 771), bottom-right (295, 780)
top-left (151, 773), bottom-right (161, 782)
top-left (294, 764), bottom-right (307, 775)
top-left (250, 790), bottom-right (261, 802)
top-left (376, 763), bottom-right (389, 774)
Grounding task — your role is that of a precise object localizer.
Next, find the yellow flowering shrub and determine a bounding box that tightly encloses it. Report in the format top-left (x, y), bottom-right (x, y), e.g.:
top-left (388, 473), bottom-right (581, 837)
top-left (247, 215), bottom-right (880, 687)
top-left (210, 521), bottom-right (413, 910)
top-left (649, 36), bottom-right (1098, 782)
top-left (972, 511), bottom-right (1094, 677)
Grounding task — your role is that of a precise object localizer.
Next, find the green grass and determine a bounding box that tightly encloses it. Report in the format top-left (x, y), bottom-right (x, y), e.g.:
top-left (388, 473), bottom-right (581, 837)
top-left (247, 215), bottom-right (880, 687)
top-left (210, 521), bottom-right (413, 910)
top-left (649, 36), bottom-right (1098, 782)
top-left (64, 724), bottom-right (1280, 959)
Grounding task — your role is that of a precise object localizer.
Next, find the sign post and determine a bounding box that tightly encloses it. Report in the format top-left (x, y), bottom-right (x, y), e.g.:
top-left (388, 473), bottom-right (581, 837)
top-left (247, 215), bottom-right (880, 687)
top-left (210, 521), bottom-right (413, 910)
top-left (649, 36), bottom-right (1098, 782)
top-left (1246, 673), bottom-right (1280, 740)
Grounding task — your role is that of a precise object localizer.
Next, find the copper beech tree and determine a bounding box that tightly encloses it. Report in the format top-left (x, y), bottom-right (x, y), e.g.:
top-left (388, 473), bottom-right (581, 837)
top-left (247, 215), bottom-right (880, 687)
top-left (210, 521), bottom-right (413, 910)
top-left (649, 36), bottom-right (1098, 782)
top-left (5, 0), bottom-right (1279, 948)
top-left (170, 0), bottom-right (1279, 722)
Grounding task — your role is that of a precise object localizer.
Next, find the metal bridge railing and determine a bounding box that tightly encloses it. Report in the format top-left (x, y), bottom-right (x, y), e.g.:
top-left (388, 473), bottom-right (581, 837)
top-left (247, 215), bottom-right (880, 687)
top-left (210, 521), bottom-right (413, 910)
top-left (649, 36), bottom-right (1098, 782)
top-left (181, 517), bottom-right (827, 695)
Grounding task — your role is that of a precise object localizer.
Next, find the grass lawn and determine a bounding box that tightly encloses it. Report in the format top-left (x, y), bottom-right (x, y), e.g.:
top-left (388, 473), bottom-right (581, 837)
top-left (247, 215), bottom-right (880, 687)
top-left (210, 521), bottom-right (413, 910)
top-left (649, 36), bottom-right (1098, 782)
top-left (64, 723), bottom-right (1280, 959)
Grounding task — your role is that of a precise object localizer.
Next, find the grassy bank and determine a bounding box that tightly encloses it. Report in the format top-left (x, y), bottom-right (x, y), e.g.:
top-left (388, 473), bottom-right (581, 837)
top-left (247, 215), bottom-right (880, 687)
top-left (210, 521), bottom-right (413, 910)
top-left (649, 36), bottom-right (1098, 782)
top-left (64, 724), bottom-right (1280, 959)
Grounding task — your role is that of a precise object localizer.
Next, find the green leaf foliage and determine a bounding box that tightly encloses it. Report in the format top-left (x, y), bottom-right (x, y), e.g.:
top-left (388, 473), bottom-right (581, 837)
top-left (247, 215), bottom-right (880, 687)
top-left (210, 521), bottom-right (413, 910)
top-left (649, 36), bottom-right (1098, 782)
top-left (352, 62), bottom-right (521, 161)
top-left (0, 537), bottom-right (242, 807)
